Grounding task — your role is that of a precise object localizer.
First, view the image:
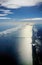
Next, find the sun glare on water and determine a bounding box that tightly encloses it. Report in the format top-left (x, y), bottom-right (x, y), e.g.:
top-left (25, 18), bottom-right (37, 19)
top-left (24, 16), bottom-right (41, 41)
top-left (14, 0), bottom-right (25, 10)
top-left (18, 25), bottom-right (33, 65)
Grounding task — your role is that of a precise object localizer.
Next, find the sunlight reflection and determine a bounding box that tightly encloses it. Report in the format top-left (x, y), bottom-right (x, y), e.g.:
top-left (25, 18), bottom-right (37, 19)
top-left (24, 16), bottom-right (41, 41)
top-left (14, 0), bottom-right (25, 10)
top-left (18, 25), bottom-right (33, 65)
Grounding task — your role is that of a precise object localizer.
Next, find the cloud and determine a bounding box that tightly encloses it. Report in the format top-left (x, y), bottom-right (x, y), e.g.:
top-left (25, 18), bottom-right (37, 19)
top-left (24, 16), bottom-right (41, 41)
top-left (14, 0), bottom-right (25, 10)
top-left (0, 9), bottom-right (13, 16)
top-left (0, 0), bottom-right (8, 4)
top-left (0, 27), bottom-right (19, 35)
top-left (0, 23), bottom-right (26, 35)
top-left (1, 0), bottom-right (42, 9)
top-left (20, 18), bottom-right (42, 21)
top-left (0, 14), bottom-right (7, 16)
top-left (0, 17), bottom-right (11, 19)
top-left (3, 10), bottom-right (12, 14)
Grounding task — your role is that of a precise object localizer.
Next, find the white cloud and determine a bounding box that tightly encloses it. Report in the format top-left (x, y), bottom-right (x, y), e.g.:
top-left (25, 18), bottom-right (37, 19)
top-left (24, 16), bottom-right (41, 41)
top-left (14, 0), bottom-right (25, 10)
top-left (0, 0), bottom-right (8, 4)
top-left (0, 23), bottom-right (26, 35)
top-left (0, 27), bottom-right (19, 35)
top-left (0, 9), bottom-right (13, 16)
top-left (3, 10), bottom-right (12, 14)
top-left (31, 18), bottom-right (42, 20)
top-left (0, 17), bottom-right (11, 19)
top-left (1, 0), bottom-right (42, 9)
top-left (0, 14), bottom-right (7, 16)
top-left (20, 18), bottom-right (42, 21)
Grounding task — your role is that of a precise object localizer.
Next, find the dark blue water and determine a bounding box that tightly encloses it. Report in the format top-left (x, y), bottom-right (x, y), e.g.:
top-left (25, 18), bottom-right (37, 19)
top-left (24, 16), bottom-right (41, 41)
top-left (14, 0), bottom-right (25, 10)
top-left (0, 22), bottom-right (21, 65)
top-left (0, 31), bottom-right (21, 64)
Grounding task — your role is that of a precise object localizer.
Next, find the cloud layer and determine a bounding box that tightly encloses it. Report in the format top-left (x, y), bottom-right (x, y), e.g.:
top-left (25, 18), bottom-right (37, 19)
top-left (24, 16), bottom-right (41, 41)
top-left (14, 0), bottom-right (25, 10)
top-left (0, 0), bottom-right (42, 19)
top-left (0, 9), bottom-right (13, 17)
top-left (1, 0), bottom-right (42, 8)
top-left (0, 17), bottom-right (11, 19)
top-left (21, 18), bottom-right (42, 21)
top-left (0, 22), bottom-right (26, 35)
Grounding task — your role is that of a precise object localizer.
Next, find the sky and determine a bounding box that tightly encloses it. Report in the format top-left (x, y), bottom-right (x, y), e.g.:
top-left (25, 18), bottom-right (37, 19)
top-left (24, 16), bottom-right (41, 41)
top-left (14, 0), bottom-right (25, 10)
top-left (0, 0), bottom-right (42, 21)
